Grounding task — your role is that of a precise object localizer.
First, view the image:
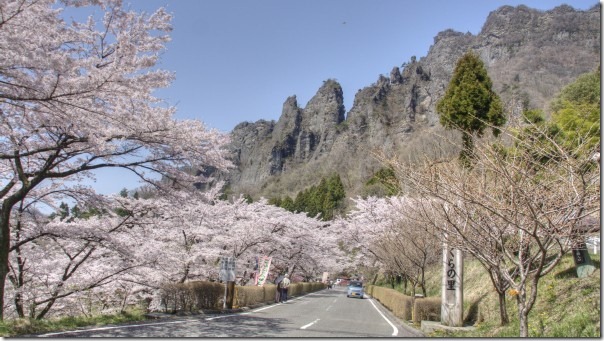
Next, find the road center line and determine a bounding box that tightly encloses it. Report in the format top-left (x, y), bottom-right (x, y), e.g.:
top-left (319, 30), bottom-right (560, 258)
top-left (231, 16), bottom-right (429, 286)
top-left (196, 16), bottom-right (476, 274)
top-left (368, 298), bottom-right (399, 336)
top-left (300, 318), bottom-right (320, 330)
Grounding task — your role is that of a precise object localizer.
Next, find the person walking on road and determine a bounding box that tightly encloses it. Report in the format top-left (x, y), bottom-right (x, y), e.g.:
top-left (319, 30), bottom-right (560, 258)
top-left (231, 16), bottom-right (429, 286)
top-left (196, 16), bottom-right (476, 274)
top-left (280, 274), bottom-right (291, 302)
top-left (274, 274), bottom-right (285, 303)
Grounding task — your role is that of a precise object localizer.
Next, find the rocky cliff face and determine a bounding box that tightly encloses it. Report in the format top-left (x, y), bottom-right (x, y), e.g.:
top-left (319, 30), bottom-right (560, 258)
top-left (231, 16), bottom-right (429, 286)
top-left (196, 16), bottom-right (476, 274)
top-left (222, 3), bottom-right (600, 198)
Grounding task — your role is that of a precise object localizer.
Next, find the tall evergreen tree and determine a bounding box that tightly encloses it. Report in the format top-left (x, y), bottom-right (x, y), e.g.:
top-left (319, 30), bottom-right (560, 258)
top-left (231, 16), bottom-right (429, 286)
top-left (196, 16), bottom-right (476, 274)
top-left (119, 188), bottom-right (129, 198)
top-left (365, 167), bottom-right (400, 197)
top-left (271, 174), bottom-right (346, 220)
top-left (281, 196), bottom-right (295, 212)
top-left (437, 51), bottom-right (506, 166)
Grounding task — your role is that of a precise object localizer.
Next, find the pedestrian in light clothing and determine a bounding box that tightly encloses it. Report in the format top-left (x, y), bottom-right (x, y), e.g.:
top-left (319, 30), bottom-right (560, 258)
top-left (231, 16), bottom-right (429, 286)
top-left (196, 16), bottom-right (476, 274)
top-left (280, 274), bottom-right (291, 302)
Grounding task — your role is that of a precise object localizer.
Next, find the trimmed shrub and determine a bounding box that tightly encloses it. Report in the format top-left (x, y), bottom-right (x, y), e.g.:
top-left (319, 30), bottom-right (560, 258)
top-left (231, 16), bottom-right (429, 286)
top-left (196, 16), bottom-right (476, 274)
top-left (264, 284), bottom-right (277, 302)
top-left (413, 297), bottom-right (441, 324)
top-left (234, 286), bottom-right (265, 308)
top-left (158, 281), bottom-right (223, 312)
top-left (234, 282), bottom-right (326, 307)
top-left (366, 285), bottom-right (413, 321)
top-left (158, 281), bottom-right (326, 312)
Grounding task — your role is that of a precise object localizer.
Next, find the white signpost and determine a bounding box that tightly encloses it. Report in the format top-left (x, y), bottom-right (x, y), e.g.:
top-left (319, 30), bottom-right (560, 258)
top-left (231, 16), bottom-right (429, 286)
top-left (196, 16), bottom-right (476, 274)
top-left (219, 256), bottom-right (236, 282)
top-left (219, 257), bottom-right (236, 309)
top-left (441, 243), bottom-right (463, 327)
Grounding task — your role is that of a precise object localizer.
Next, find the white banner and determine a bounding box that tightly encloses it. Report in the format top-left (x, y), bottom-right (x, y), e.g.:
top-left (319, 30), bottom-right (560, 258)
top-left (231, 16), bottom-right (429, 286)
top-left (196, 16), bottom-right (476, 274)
top-left (256, 256), bottom-right (272, 286)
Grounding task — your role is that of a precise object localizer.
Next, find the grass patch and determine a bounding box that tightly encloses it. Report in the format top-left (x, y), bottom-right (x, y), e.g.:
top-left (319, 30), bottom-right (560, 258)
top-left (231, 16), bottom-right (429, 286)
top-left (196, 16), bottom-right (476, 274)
top-left (0, 309), bottom-right (148, 337)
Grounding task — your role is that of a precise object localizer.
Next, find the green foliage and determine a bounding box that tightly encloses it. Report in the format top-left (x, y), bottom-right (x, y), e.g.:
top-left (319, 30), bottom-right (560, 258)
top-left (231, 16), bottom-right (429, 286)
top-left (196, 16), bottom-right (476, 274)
top-left (119, 188), bottom-right (129, 198)
top-left (521, 109), bottom-right (546, 124)
top-left (242, 194), bottom-right (253, 203)
top-left (550, 69), bottom-right (600, 152)
top-left (364, 167), bottom-right (400, 197)
top-left (513, 109), bottom-right (564, 167)
top-left (271, 174), bottom-right (346, 220)
top-left (218, 184), bottom-right (233, 201)
top-left (55, 202), bottom-right (69, 221)
top-left (511, 70), bottom-right (600, 168)
top-left (280, 196), bottom-right (295, 212)
top-left (267, 197), bottom-right (281, 206)
top-left (436, 51), bottom-right (506, 165)
top-left (49, 202), bottom-right (104, 221)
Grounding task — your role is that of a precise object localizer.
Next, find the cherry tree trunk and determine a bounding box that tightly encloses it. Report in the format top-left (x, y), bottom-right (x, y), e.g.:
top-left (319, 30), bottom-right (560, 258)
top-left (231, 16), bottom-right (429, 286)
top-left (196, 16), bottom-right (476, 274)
top-left (497, 292), bottom-right (509, 325)
top-left (0, 206), bottom-right (11, 320)
top-left (516, 292), bottom-right (529, 337)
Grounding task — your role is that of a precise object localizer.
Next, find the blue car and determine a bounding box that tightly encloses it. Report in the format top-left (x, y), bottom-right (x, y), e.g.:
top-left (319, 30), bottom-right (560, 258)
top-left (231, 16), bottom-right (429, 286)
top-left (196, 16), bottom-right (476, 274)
top-left (347, 281), bottom-right (364, 299)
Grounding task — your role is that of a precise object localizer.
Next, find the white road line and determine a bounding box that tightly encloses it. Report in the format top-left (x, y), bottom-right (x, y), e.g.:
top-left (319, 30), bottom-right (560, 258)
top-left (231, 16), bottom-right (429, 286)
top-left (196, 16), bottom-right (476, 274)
top-left (325, 305), bottom-right (332, 311)
top-left (300, 318), bottom-right (320, 330)
top-left (368, 298), bottom-right (399, 336)
top-left (205, 312), bottom-right (252, 321)
top-left (211, 293), bottom-right (312, 319)
top-left (39, 319), bottom-right (195, 337)
top-left (252, 304), bottom-right (278, 313)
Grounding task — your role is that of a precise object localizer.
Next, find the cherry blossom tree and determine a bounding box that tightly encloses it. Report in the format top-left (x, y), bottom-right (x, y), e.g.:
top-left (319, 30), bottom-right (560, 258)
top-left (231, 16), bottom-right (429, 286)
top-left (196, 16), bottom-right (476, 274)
top-left (5, 182), bottom-right (342, 318)
top-left (332, 196), bottom-right (440, 293)
top-left (372, 197), bottom-right (441, 296)
top-left (0, 0), bottom-right (231, 319)
top-left (129, 192), bottom-right (339, 286)
top-left (6, 196), bottom-right (154, 319)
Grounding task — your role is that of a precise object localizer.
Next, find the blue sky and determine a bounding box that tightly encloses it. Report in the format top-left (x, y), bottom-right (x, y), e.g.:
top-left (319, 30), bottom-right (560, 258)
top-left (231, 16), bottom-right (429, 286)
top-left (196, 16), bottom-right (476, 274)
top-left (128, 0), bottom-right (597, 132)
top-left (79, 0), bottom-right (598, 195)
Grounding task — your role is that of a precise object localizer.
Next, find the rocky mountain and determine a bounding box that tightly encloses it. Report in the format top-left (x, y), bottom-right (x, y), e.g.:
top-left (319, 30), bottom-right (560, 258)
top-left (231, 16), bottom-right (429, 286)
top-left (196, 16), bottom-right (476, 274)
top-left (220, 3), bottom-right (601, 200)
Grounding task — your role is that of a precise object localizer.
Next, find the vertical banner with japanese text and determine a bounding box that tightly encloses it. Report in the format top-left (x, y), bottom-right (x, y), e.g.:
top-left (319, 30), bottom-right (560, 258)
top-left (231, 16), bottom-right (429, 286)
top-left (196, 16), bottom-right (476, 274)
top-left (256, 256), bottom-right (272, 286)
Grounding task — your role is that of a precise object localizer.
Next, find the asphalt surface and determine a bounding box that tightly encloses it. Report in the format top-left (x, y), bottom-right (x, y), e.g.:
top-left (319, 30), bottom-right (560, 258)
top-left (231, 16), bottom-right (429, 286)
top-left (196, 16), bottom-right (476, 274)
top-left (33, 286), bottom-right (424, 338)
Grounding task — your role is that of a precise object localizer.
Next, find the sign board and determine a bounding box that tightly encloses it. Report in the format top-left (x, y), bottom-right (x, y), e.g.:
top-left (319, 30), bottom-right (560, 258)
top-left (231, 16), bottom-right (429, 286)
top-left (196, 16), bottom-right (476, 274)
top-left (219, 257), bottom-right (236, 282)
top-left (256, 256), bottom-right (272, 286)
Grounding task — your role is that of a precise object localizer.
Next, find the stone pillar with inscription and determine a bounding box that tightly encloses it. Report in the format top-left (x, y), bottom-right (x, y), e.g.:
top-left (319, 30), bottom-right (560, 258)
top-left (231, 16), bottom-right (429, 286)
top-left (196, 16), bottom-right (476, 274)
top-left (573, 240), bottom-right (596, 278)
top-left (441, 242), bottom-right (463, 327)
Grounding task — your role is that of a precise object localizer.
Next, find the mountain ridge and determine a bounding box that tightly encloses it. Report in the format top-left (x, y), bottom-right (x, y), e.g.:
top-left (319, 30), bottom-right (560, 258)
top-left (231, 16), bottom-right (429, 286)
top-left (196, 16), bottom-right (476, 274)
top-left (218, 3), bottom-right (600, 200)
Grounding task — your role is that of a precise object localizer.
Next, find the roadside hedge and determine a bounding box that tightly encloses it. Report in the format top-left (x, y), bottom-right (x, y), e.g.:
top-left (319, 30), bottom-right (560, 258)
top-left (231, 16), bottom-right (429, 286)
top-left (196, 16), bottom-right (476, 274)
top-left (158, 281), bottom-right (223, 312)
top-left (365, 285), bottom-right (441, 324)
top-left (234, 282), bottom-right (325, 307)
top-left (365, 285), bottom-right (413, 320)
top-left (158, 281), bottom-right (326, 312)
top-left (412, 297), bottom-right (441, 324)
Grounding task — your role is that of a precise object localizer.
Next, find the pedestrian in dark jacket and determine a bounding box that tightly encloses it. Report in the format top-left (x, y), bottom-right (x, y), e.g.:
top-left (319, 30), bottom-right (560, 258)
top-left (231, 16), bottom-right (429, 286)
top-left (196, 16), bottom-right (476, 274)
top-left (274, 274), bottom-right (284, 303)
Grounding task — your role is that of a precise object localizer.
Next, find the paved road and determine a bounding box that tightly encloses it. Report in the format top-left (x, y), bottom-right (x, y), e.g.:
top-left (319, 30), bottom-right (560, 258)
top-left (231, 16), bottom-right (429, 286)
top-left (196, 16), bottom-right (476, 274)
top-left (36, 286), bottom-right (424, 337)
